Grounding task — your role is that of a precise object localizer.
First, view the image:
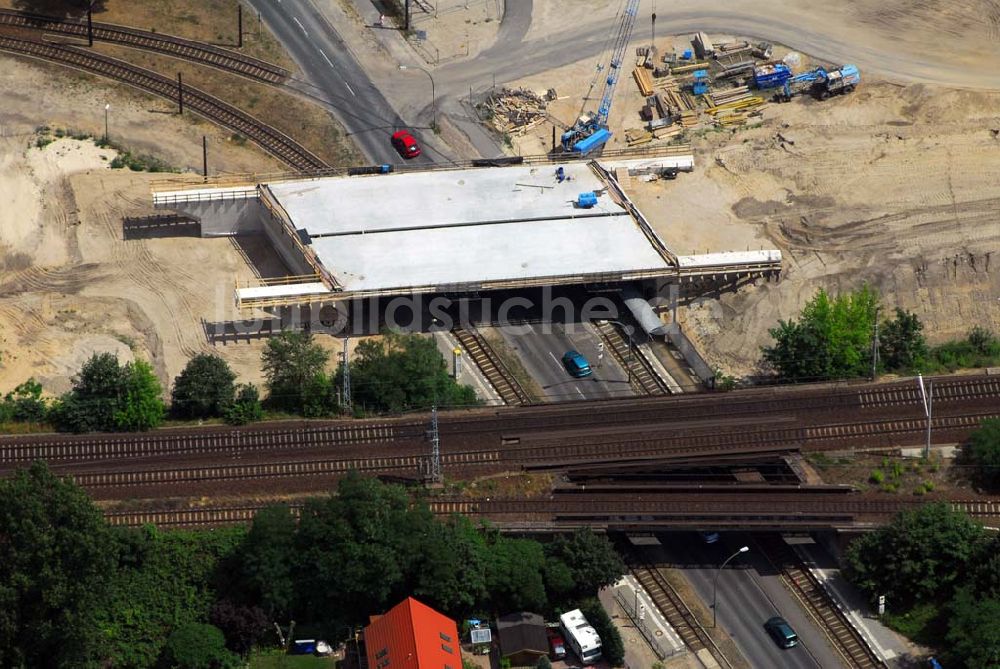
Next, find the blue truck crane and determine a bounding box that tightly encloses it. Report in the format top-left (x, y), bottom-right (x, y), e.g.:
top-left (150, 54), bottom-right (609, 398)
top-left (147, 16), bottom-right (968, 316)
top-left (561, 0), bottom-right (640, 154)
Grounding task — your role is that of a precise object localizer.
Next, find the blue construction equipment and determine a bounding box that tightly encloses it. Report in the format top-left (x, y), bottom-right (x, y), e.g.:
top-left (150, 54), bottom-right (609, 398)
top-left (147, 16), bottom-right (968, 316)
top-left (561, 0), bottom-right (640, 154)
top-left (576, 191), bottom-right (599, 208)
top-left (753, 62), bottom-right (792, 89)
top-left (692, 69), bottom-right (710, 95)
top-left (775, 64), bottom-right (861, 101)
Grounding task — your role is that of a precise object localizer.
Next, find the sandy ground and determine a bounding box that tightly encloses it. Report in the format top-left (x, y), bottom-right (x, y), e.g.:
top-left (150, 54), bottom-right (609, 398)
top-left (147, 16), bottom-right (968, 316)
top-left (405, 0), bottom-right (503, 64)
top-left (499, 29), bottom-right (1000, 378)
top-left (0, 131), bottom-right (282, 395)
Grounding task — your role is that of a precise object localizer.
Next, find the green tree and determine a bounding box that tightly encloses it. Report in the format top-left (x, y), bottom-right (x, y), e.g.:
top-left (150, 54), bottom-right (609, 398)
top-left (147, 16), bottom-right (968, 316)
top-left (345, 331), bottom-right (478, 413)
top-left (967, 418), bottom-right (1000, 492)
top-left (53, 351), bottom-right (125, 431)
top-left (536, 656), bottom-right (553, 669)
top-left (544, 529), bottom-right (625, 600)
top-left (880, 308), bottom-right (928, 371)
top-left (225, 383), bottom-right (263, 425)
top-left (944, 588), bottom-right (1000, 669)
top-left (410, 516), bottom-right (488, 615)
top-left (0, 462), bottom-right (114, 667)
top-left (172, 354), bottom-right (236, 419)
top-left (580, 600), bottom-right (625, 666)
top-left (115, 360), bottom-right (166, 431)
top-left (157, 622), bottom-right (239, 669)
top-left (1, 378), bottom-right (47, 423)
top-left (292, 474), bottom-right (420, 632)
top-left (843, 502), bottom-right (987, 608)
top-left (484, 536), bottom-right (548, 612)
top-left (762, 285), bottom-right (880, 380)
top-left (234, 504), bottom-right (297, 619)
top-left (261, 331), bottom-right (330, 413)
top-left (96, 525), bottom-right (244, 668)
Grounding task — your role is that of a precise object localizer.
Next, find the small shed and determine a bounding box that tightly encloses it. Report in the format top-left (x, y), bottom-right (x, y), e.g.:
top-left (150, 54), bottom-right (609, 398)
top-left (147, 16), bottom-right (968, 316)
top-left (497, 612), bottom-right (548, 666)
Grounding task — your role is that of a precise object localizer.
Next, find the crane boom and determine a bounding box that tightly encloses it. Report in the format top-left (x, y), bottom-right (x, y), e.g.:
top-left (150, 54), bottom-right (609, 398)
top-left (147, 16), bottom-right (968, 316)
top-left (596, 0), bottom-right (640, 126)
top-left (561, 0), bottom-right (641, 154)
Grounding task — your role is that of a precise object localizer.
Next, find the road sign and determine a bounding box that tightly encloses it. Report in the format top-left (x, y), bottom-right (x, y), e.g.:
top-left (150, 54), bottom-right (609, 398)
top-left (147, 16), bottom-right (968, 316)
top-left (878, 595), bottom-right (885, 615)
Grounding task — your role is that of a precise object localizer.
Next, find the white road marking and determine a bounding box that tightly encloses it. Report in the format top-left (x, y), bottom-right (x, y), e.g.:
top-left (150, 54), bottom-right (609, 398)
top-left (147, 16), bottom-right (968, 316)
top-left (548, 351), bottom-right (563, 371)
top-left (320, 49), bottom-right (334, 67)
top-left (342, 79), bottom-right (356, 96)
top-left (576, 387), bottom-right (586, 399)
top-left (293, 17), bottom-right (308, 36)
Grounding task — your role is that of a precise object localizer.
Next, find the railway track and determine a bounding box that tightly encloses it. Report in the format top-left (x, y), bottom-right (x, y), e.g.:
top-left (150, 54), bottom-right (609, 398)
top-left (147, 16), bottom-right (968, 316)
top-left (452, 327), bottom-right (532, 405)
top-left (102, 490), bottom-right (1000, 529)
top-left (0, 422), bottom-right (407, 466)
top-left (754, 534), bottom-right (887, 669)
top-left (0, 36), bottom-right (326, 170)
top-left (629, 560), bottom-right (735, 668)
top-left (0, 9), bottom-right (290, 84)
top-left (594, 320), bottom-right (670, 396)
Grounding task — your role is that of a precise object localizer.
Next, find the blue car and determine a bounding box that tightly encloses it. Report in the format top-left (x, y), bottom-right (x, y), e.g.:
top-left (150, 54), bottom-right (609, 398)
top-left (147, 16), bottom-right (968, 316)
top-left (562, 350), bottom-right (592, 378)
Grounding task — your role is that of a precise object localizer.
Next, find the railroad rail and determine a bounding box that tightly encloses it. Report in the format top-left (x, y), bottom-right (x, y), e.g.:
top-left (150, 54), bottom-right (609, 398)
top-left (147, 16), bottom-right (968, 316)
top-left (0, 8), bottom-right (290, 83)
top-left (629, 559), bottom-right (735, 668)
top-left (754, 534), bottom-right (887, 668)
top-left (594, 320), bottom-right (669, 396)
top-left (101, 490), bottom-right (1000, 529)
top-left (0, 36), bottom-right (326, 170)
top-left (451, 327), bottom-right (532, 406)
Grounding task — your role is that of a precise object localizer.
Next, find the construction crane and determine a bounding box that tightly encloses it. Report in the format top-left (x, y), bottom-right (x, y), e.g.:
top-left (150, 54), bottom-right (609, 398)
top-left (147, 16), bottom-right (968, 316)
top-left (561, 0), bottom-right (641, 154)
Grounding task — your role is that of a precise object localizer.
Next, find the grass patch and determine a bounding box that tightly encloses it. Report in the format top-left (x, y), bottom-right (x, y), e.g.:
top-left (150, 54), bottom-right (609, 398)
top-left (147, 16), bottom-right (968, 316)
top-left (249, 650), bottom-right (338, 669)
top-left (882, 601), bottom-right (948, 647)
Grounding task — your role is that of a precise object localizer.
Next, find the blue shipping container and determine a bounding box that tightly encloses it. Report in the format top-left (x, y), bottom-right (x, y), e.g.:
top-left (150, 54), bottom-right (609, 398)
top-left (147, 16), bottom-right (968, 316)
top-left (753, 63), bottom-right (792, 89)
top-left (572, 128), bottom-right (612, 154)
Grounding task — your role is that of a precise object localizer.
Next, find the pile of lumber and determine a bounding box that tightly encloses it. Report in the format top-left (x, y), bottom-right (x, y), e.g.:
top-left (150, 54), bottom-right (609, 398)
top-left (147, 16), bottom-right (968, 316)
top-left (705, 95), bottom-right (765, 115)
top-left (655, 76), bottom-right (696, 115)
top-left (633, 67), bottom-right (654, 96)
top-left (483, 87), bottom-right (548, 136)
top-left (624, 128), bottom-right (653, 146)
top-left (704, 86), bottom-right (752, 107)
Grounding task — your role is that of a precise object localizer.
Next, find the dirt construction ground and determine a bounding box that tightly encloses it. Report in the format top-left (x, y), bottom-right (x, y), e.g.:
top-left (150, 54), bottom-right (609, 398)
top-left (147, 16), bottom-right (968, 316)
top-left (1, 0), bottom-right (999, 394)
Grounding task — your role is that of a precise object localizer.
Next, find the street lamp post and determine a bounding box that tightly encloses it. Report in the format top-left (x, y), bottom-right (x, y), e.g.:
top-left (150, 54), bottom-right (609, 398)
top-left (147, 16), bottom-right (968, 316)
top-left (712, 546), bottom-right (749, 628)
top-left (398, 64), bottom-right (436, 128)
top-left (103, 103), bottom-right (110, 144)
top-left (606, 319), bottom-right (635, 385)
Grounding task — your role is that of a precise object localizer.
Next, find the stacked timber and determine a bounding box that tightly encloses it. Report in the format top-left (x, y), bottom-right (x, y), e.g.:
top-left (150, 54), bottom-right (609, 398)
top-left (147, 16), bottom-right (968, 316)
top-left (633, 67), bottom-right (654, 96)
top-left (624, 128), bottom-right (653, 146)
top-left (483, 87), bottom-right (548, 136)
top-left (705, 86), bottom-right (752, 107)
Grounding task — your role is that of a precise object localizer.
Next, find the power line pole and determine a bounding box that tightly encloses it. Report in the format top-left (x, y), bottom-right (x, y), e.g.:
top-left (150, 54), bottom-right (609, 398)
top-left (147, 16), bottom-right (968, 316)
top-left (341, 337), bottom-right (351, 412)
top-left (424, 406), bottom-right (442, 484)
top-left (870, 306), bottom-right (880, 381)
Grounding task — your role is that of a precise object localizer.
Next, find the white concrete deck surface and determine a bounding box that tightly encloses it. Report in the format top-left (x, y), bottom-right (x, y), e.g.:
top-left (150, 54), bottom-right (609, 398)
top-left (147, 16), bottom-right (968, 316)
top-left (309, 214), bottom-right (668, 292)
top-left (266, 162), bottom-right (623, 236)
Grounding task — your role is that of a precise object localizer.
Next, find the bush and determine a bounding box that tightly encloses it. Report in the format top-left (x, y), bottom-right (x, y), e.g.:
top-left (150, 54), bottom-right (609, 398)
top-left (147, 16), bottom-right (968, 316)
top-left (579, 600), bottom-right (625, 666)
top-left (172, 354), bottom-right (237, 419)
top-left (157, 622), bottom-right (239, 669)
top-left (869, 469), bottom-right (885, 484)
top-left (966, 418), bottom-right (1000, 491)
top-left (225, 384), bottom-right (263, 426)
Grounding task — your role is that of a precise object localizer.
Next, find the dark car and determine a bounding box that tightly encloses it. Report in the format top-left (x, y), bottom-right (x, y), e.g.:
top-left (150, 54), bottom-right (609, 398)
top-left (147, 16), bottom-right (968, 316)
top-left (391, 129), bottom-right (421, 158)
top-left (546, 627), bottom-right (566, 660)
top-left (562, 350), bottom-right (592, 378)
top-left (764, 616), bottom-right (799, 649)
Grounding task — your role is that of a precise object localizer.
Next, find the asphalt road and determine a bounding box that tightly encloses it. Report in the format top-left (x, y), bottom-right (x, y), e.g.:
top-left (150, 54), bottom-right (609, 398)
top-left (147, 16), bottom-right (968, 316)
top-left (246, 0), bottom-right (431, 164)
top-left (663, 534), bottom-right (844, 669)
top-left (437, 8), bottom-right (1000, 94)
top-left (499, 321), bottom-right (633, 401)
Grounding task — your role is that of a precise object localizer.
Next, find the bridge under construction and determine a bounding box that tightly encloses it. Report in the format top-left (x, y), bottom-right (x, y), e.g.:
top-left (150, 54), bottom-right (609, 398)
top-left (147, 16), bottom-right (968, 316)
top-left (151, 150), bottom-right (782, 314)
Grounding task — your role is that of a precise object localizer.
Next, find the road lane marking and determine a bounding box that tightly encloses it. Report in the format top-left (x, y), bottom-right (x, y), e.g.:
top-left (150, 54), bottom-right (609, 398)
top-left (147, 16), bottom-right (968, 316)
top-left (320, 49), bottom-right (335, 67)
top-left (548, 351), bottom-right (563, 371)
top-left (342, 79), bottom-right (356, 96)
top-left (293, 17), bottom-right (308, 36)
top-left (576, 387), bottom-right (585, 399)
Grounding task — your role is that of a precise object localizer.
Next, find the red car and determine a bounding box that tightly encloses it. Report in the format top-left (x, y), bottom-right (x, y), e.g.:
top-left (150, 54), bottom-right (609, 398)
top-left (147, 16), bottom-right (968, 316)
top-left (391, 129), bottom-right (421, 158)
top-left (546, 627), bottom-right (566, 660)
